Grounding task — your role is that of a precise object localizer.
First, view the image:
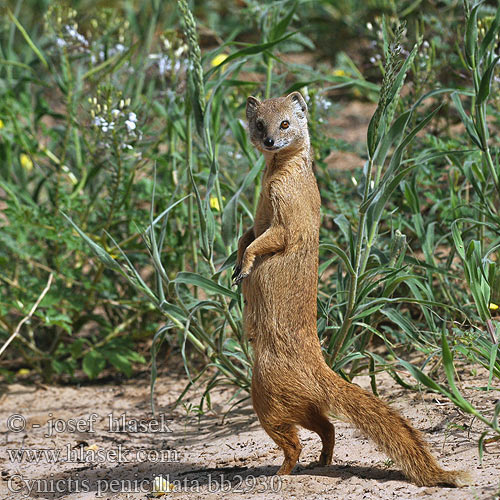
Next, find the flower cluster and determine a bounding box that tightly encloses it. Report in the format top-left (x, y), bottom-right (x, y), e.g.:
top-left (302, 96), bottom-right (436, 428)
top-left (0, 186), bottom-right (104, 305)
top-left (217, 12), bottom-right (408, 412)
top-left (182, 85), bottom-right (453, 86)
top-left (61, 24), bottom-right (89, 48)
top-left (90, 43), bottom-right (127, 65)
top-left (366, 18), bottom-right (409, 67)
top-left (300, 87), bottom-right (332, 122)
top-left (89, 93), bottom-right (140, 151)
top-left (148, 36), bottom-right (191, 77)
top-left (45, 3), bottom-right (133, 76)
top-left (45, 5), bottom-right (90, 53)
top-left (316, 95), bottom-right (332, 112)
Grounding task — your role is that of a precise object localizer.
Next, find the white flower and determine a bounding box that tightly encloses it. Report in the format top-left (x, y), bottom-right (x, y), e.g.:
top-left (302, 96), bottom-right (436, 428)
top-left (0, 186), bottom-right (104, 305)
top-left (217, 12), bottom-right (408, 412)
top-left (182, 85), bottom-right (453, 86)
top-left (93, 116), bottom-right (114, 133)
top-left (111, 109), bottom-right (120, 118)
top-left (174, 46), bottom-right (186, 58)
top-left (128, 112), bottom-right (137, 123)
top-left (165, 89), bottom-right (176, 103)
top-left (149, 53), bottom-right (175, 75)
top-left (302, 86), bottom-right (310, 103)
top-left (317, 96), bottom-right (331, 111)
top-left (125, 120), bottom-right (136, 132)
top-left (56, 38), bottom-right (67, 47)
top-left (158, 56), bottom-right (172, 75)
top-left (65, 24), bottom-right (88, 46)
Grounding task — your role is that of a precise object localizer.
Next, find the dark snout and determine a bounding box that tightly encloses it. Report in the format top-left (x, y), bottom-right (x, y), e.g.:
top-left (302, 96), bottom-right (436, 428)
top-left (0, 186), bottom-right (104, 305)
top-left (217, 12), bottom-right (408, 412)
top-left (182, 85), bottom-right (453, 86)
top-left (263, 137), bottom-right (274, 147)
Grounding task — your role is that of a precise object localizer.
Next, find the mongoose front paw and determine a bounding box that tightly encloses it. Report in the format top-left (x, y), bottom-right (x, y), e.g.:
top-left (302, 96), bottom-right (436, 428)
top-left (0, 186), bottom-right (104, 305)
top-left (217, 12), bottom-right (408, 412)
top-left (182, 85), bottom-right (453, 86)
top-left (232, 271), bottom-right (249, 286)
top-left (231, 264), bottom-right (242, 281)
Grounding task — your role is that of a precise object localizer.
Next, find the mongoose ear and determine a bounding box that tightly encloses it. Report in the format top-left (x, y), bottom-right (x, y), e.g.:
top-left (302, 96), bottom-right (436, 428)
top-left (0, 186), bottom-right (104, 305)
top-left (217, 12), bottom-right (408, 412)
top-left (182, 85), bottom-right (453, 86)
top-left (286, 91), bottom-right (307, 118)
top-left (246, 96), bottom-right (261, 121)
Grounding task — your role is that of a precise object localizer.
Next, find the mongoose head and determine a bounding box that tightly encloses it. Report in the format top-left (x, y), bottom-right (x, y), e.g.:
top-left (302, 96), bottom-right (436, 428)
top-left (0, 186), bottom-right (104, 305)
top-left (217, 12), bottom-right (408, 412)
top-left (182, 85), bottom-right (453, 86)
top-left (246, 92), bottom-right (309, 154)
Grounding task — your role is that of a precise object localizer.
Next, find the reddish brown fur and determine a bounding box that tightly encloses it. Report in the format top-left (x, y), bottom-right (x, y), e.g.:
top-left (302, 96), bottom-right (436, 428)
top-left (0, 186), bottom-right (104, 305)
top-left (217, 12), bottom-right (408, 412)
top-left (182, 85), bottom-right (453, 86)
top-left (234, 92), bottom-right (470, 487)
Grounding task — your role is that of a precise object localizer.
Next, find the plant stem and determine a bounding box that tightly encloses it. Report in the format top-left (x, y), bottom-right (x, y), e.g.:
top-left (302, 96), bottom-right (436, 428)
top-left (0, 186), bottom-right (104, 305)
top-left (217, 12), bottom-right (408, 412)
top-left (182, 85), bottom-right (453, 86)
top-left (265, 55), bottom-right (273, 99)
top-left (332, 158), bottom-right (374, 360)
top-left (186, 113), bottom-right (198, 271)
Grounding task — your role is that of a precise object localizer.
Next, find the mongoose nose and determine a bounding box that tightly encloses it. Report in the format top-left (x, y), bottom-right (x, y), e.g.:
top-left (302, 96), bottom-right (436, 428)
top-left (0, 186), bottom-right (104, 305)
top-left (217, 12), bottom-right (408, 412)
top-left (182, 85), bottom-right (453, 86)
top-left (263, 137), bottom-right (274, 147)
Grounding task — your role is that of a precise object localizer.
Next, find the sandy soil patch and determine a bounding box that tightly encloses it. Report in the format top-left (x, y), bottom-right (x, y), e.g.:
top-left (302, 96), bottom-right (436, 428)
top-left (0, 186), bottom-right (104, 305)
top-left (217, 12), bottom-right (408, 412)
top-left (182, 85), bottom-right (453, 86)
top-left (0, 366), bottom-right (498, 500)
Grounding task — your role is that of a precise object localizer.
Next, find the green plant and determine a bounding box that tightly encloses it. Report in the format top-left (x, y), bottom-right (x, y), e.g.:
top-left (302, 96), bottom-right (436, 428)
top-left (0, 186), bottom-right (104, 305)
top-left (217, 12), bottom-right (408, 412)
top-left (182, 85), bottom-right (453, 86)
top-left (1, 0), bottom-right (499, 455)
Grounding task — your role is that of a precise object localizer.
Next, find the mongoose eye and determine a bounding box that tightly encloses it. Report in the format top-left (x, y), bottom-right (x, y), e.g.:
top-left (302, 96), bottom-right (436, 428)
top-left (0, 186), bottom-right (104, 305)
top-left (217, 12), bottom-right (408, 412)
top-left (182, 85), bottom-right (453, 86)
top-left (256, 121), bottom-right (264, 131)
top-left (280, 120), bottom-right (290, 129)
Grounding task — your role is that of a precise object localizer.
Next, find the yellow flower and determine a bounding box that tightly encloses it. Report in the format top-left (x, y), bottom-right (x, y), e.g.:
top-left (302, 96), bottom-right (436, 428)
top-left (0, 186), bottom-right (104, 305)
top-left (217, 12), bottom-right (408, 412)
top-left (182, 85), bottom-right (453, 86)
top-left (17, 368), bottom-right (30, 376)
top-left (152, 476), bottom-right (173, 496)
top-left (20, 153), bottom-right (33, 171)
top-left (211, 53), bottom-right (228, 68)
top-left (333, 69), bottom-right (347, 77)
top-left (210, 196), bottom-right (220, 211)
top-left (0, 119), bottom-right (4, 129)
top-left (489, 302), bottom-right (499, 311)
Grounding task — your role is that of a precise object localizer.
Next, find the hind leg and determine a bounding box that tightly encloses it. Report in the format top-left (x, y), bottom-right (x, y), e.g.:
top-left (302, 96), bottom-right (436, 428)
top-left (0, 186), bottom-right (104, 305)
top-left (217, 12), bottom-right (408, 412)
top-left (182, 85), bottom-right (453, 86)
top-left (301, 413), bottom-right (335, 466)
top-left (261, 421), bottom-right (302, 475)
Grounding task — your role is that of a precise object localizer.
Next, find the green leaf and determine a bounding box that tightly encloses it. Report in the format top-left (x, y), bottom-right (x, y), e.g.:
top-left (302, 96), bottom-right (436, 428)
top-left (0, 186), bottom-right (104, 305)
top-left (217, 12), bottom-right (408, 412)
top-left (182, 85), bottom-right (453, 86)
top-left (365, 164), bottom-right (418, 241)
top-left (465, 2), bottom-right (482, 69)
top-left (82, 350), bottom-right (106, 379)
top-left (477, 56), bottom-right (500, 105)
top-left (361, 106), bottom-right (441, 215)
top-left (479, 6), bottom-right (500, 61)
top-left (270, 1), bottom-right (297, 41)
top-left (70, 339), bottom-right (86, 359)
top-left (466, 239), bottom-right (475, 260)
top-left (398, 358), bottom-right (453, 398)
top-left (105, 351), bottom-right (133, 377)
top-left (441, 329), bottom-right (476, 413)
top-left (451, 222), bottom-right (466, 259)
top-left (222, 157), bottom-right (263, 246)
top-left (385, 44), bottom-right (418, 124)
top-left (61, 212), bottom-right (122, 273)
top-left (83, 42), bottom-right (137, 80)
top-left (451, 92), bottom-right (482, 147)
top-left (321, 243), bottom-right (355, 276)
top-left (205, 32), bottom-right (298, 80)
top-left (371, 110), bottom-right (412, 171)
top-left (174, 272), bottom-right (238, 300)
top-left (7, 9), bottom-right (48, 70)
top-left (487, 341), bottom-right (498, 390)
top-left (333, 214), bottom-right (352, 243)
top-left (380, 308), bottom-right (420, 341)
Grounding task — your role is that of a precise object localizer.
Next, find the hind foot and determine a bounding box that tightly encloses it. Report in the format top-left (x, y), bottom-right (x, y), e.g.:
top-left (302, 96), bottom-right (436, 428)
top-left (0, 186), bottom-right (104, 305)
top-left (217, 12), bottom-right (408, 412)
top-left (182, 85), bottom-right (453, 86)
top-left (319, 449), bottom-right (333, 465)
top-left (306, 450), bottom-right (332, 469)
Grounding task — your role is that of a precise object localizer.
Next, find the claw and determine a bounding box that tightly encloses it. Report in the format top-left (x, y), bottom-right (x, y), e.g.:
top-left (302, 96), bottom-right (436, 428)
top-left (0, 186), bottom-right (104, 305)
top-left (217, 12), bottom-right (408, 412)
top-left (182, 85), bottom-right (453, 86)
top-left (232, 264), bottom-right (242, 280)
top-left (233, 271), bottom-right (249, 286)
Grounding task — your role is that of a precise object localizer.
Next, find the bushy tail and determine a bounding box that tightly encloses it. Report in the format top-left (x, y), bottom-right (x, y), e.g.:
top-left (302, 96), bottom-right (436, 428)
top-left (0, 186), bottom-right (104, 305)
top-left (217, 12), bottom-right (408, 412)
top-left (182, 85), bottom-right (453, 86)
top-left (328, 373), bottom-right (471, 487)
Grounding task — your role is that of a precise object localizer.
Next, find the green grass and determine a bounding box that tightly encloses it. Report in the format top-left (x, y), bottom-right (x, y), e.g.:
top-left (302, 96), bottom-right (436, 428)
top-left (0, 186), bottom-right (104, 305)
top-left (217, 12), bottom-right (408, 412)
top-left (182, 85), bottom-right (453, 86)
top-left (0, 0), bottom-right (499, 451)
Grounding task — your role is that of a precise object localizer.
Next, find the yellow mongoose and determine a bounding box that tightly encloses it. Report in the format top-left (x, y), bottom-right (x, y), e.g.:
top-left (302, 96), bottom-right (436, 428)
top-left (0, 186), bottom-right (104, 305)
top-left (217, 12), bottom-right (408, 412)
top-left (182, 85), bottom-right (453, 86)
top-left (233, 91), bottom-right (470, 487)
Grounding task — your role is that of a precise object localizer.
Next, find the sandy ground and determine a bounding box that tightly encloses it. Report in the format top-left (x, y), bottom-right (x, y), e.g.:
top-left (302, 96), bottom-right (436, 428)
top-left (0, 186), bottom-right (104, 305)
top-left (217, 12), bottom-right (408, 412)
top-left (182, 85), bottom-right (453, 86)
top-left (0, 366), bottom-right (499, 500)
